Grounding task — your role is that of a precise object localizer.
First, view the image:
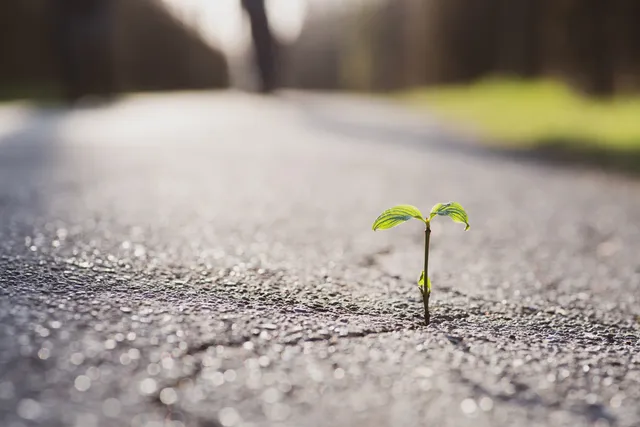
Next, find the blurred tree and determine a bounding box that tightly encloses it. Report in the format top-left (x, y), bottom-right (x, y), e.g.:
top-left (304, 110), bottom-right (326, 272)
top-left (241, 0), bottom-right (278, 93)
top-left (54, 0), bottom-right (115, 102)
top-left (495, 0), bottom-right (540, 77)
top-left (285, 2), bottom-right (344, 90)
top-left (583, 0), bottom-right (614, 96)
top-left (0, 1), bottom-right (59, 97)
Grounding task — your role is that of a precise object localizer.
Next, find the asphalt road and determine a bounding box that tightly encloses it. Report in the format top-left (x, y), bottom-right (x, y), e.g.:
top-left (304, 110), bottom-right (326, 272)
top-left (0, 92), bottom-right (639, 427)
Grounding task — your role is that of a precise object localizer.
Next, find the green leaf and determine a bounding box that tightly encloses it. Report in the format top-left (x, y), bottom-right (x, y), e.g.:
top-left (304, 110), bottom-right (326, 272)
top-left (428, 202), bottom-right (470, 230)
top-left (418, 271), bottom-right (431, 293)
top-left (372, 205), bottom-right (425, 231)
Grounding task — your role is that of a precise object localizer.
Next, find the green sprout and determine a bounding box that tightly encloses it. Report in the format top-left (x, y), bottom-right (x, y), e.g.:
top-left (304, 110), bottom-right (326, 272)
top-left (372, 203), bottom-right (470, 325)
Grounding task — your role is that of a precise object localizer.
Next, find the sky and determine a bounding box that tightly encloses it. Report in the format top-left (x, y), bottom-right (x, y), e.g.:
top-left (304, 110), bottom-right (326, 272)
top-left (161, 0), bottom-right (309, 53)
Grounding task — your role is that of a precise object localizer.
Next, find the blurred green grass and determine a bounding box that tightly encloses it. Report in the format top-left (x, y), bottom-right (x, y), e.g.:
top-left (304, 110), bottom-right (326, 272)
top-left (398, 79), bottom-right (640, 172)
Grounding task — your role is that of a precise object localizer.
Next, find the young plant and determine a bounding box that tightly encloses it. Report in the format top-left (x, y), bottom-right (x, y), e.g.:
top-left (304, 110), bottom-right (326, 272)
top-left (372, 203), bottom-right (470, 325)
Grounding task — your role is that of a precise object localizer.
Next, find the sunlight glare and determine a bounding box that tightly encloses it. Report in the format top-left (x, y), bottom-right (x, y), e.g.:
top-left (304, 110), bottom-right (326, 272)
top-left (161, 0), bottom-right (308, 53)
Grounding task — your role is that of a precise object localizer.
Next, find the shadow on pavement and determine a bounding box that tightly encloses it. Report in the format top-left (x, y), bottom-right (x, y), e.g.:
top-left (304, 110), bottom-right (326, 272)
top-left (288, 94), bottom-right (640, 177)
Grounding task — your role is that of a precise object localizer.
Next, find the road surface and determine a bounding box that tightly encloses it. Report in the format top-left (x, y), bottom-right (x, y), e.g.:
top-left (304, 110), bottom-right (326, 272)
top-left (0, 92), bottom-right (639, 427)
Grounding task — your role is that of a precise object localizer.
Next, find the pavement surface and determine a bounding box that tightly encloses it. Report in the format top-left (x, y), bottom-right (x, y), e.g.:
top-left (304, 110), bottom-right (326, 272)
top-left (0, 92), bottom-right (639, 427)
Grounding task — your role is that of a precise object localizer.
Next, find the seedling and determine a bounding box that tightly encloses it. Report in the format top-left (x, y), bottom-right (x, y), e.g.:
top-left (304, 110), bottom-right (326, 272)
top-left (372, 203), bottom-right (470, 325)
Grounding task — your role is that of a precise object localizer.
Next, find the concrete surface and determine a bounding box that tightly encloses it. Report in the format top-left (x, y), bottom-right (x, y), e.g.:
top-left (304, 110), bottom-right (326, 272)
top-left (0, 92), bottom-right (639, 427)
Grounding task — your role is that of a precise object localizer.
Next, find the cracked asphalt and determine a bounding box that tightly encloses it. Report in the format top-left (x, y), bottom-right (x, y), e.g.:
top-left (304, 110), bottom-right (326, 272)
top-left (0, 92), bottom-right (639, 427)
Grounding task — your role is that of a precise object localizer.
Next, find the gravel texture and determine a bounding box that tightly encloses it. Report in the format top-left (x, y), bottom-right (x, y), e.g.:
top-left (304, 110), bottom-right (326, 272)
top-left (0, 93), bottom-right (639, 427)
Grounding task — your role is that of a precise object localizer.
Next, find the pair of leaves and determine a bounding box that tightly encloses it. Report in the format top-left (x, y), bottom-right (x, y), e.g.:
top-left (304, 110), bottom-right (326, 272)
top-left (372, 203), bottom-right (469, 297)
top-left (372, 202), bottom-right (470, 231)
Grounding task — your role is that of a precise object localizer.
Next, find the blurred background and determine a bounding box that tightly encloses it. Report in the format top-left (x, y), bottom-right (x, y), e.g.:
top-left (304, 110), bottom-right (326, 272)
top-left (2, 0), bottom-right (640, 165)
top-left (6, 0), bottom-right (640, 94)
top-left (288, 0), bottom-right (640, 94)
top-left (2, 3), bottom-right (640, 426)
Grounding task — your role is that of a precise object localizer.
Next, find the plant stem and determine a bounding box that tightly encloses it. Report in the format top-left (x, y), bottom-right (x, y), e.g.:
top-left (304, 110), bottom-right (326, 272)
top-left (423, 222), bottom-right (431, 325)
